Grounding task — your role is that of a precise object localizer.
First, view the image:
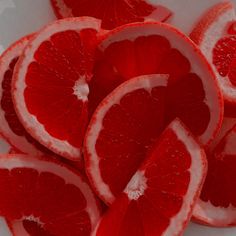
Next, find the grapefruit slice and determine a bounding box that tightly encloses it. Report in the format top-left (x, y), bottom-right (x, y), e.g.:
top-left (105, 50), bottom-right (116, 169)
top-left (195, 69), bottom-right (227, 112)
top-left (0, 35), bottom-right (56, 156)
top-left (12, 17), bottom-right (101, 160)
top-left (50, 0), bottom-right (172, 30)
top-left (193, 117), bottom-right (236, 227)
top-left (0, 154), bottom-right (101, 235)
top-left (89, 22), bottom-right (223, 146)
top-left (93, 119), bottom-right (207, 235)
top-left (84, 74), bottom-right (212, 204)
top-left (190, 1), bottom-right (236, 117)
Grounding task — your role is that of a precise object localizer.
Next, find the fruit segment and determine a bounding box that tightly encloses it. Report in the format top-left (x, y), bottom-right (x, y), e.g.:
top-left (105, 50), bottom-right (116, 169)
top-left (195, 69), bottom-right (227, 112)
top-left (94, 119), bottom-right (207, 236)
top-left (50, 0), bottom-right (172, 30)
top-left (190, 1), bottom-right (236, 116)
top-left (84, 70), bottom-right (217, 205)
top-left (0, 154), bottom-right (101, 236)
top-left (193, 118), bottom-right (236, 227)
top-left (89, 22), bottom-right (223, 146)
top-left (12, 17), bottom-right (101, 160)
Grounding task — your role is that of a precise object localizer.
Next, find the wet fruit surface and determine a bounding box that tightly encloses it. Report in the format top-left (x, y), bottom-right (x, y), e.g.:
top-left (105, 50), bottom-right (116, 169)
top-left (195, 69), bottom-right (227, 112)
top-left (95, 120), bottom-right (206, 235)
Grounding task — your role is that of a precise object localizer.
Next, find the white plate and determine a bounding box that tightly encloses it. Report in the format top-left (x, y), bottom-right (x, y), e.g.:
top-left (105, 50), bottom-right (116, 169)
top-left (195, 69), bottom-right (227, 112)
top-left (0, 0), bottom-right (236, 235)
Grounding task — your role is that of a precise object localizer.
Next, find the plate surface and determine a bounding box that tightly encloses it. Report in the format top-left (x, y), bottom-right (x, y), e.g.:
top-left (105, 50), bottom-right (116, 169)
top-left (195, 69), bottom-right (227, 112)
top-left (0, 0), bottom-right (236, 235)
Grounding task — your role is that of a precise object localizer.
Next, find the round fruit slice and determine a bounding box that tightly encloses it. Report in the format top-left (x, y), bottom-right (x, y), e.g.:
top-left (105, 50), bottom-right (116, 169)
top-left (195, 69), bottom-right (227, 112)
top-left (12, 17), bottom-right (101, 160)
top-left (89, 22), bottom-right (223, 146)
top-left (0, 154), bottom-right (101, 235)
top-left (193, 118), bottom-right (236, 227)
top-left (0, 35), bottom-right (55, 156)
top-left (93, 119), bottom-right (207, 235)
top-left (50, 0), bottom-right (172, 30)
top-left (190, 2), bottom-right (236, 117)
top-left (84, 73), bottom-right (212, 204)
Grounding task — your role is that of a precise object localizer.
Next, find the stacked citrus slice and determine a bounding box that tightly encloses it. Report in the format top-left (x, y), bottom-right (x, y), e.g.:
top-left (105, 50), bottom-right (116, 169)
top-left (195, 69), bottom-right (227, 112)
top-left (0, 1), bottom-right (234, 235)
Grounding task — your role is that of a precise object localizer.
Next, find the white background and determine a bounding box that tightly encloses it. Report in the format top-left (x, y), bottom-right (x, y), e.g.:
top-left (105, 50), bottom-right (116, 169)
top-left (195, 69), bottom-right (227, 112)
top-left (0, 0), bottom-right (236, 235)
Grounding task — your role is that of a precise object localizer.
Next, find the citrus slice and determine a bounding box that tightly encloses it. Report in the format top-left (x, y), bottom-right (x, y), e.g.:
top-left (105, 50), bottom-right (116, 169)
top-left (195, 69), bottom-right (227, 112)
top-left (190, 1), bottom-right (236, 117)
top-left (89, 22), bottom-right (223, 146)
top-left (50, 0), bottom-right (172, 30)
top-left (0, 154), bottom-right (101, 235)
top-left (12, 17), bottom-right (101, 160)
top-left (0, 35), bottom-right (56, 156)
top-left (193, 118), bottom-right (236, 227)
top-left (84, 73), bottom-right (213, 204)
top-left (93, 119), bottom-right (207, 235)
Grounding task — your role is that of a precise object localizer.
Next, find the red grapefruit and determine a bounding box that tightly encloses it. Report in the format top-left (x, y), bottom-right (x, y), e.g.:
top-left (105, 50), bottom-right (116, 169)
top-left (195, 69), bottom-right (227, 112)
top-left (0, 35), bottom-right (57, 156)
top-left (0, 154), bottom-right (101, 235)
top-left (193, 117), bottom-right (236, 227)
top-left (89, 22), bottom-right (223, 146)
top-left (50, 0), bottom-right (172, 30)
top-left (12, 17), bottom-right (101, 160)
top-left (93, 119), bottom-right (207, 235)
top-left (84, 73), bottom-right (214, 204)
top-left (190, 1), bottom-right (236, 117)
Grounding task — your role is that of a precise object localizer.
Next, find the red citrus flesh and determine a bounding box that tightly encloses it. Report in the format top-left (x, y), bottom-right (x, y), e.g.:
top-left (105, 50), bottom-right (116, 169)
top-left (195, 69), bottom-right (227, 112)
top-left (193, 118), bottom-right (236, 227)
top-left (0, 154), bottom-right (101, 235)
top-left (89, 22), bottom-right (223, 146)
top-left (190, 1), bottom-right (236, 117)
top-left (0, 35), bottom-right (56, 156)
top-left (94, 119), bottom-right (207, 235)
top-left (84, 73), bottom-right (215, 205)
top-left (50, 0), bottom-right (172, 30)
top-left (12, 17), bottom-right (101, 160)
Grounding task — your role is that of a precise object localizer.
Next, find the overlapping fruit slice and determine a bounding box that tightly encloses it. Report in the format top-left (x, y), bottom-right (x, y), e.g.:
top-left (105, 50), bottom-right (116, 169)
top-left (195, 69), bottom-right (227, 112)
top-left (190, 1), bottom-right (236, 116)
top-left (0, 35), bottom-right (55, 156)
top-left (89, 22), bottom-right (223, 146)
top-left (94, 119), bottom-right (207, 235)
top-left (12, 17), bottom-right (101, 160)
top-left (0, 154), bottom-right (101, 235)
top-left (50, 0), bottom-right (172, 30)
top-left (193, 117), bottom-right (236, 227)
top-left (84, 72), bottom-right (218, 205)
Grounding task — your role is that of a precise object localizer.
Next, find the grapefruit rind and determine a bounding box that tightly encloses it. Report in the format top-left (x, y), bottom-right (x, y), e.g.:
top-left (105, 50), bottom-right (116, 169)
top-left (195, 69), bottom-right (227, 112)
top-left (0, 154), bottom-right (101, 234)
top-left (85, 74), bottom-right (169, 204)
top-left (162, 120), bottom-right (207, 235)
top-left (98, 22), bottom-right (223, 146)
top-left (0, 35), bottom-right (43, 155)
top-left (190, 2), bottom-right (236, 103)
top-left (12, 17), bottom-right (101, 160)
top-left (93, 119), bottom-right (207, 235)
top-left (193, 121), bottom-right (236, 227)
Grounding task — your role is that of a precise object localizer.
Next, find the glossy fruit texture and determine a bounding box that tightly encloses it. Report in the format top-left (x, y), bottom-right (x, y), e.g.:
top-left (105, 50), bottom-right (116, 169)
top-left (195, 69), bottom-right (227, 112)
top-left (193, 118), bottom-right (236, 227)
top-left (84, 70), bottom-right (218, 205)
top-left (50, 0), bottom-right (172, 30)
top-left (0, 154), bottom-right (101, 236)
top-left (12, 17), bottom-right (101, 160)
top-left (190, 1), bottom-right (236, 117)
top-left (89, 22), bottom-right (223, 145)
top-left (94, 119), bottom-right (207, 236)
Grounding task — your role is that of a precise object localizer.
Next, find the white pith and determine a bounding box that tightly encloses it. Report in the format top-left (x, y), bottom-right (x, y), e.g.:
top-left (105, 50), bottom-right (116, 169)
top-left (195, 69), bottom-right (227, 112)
top-left (13, 17), bottom-right (101, 159)
top-left (224, 127), bottom-right (236, 155)
top-left (208, 117), bottom-right (236, 152)
top-left (86, 74), bottom-right (169, 204)
top-left (198, 6), bottom-right (236, 101)
top-left (162, 120), bottom-right (206, 236)
top-left (99, 22), bottom-right (223, 146)
top-left (73, 76), bottom-right (89, 101)
top-left (0, 154), bottom-right (101, 233)
top-left (124, 170), bottom-right (147, 201)
top-left (0, 36), bottom-right (41, 155)
top-left (194, 199), bottom-right (236, 226)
